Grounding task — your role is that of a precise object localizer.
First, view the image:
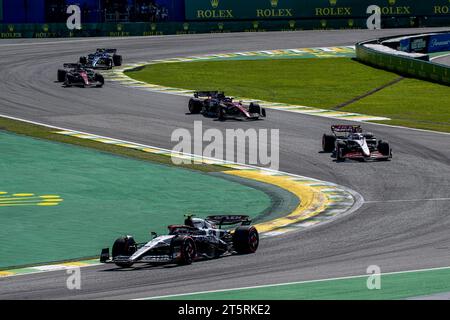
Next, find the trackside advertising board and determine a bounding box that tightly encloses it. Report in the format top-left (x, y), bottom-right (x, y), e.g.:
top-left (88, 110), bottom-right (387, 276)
top-left (185, 0), bottom-right (450, 21)
top-left (428, 33), bottom-right (450, 53)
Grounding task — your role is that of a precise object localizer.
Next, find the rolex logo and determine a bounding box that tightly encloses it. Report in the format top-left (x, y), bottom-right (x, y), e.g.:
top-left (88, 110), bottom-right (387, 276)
top-left (348, 19), bottom-right (354, 27)
top-left (329, 0), bottom-right (337, 6)
top-left (388, 0), bottom-right (396, 5)
top-left (43, 24), bottom-right (49, 32)
top-left (8, 25), bottom-right (14, 32)
top-left (183, 23), bottom-right (189, 31)
top-left (117, 24), bottom-right (123, 31)
top-left (289, 20), bottom-right (296, 28)
top-left (270, 0), bottom-right (279, 8)
top-left (218, 22), bottom-right (224, 30)
top-left (151, 23), bottom-right (156, 31)
top-left (210, 0), bottom-right (219, 9)
top-left (253, 21), bottom-right (259, 29)
top-left (320, 20), bottom-right (327, 28)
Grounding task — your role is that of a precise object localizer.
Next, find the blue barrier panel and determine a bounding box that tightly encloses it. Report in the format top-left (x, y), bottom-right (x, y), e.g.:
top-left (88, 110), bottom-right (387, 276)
top-left (428, 33), bottom-right (450, 53)
top-left (356, 32), bottom-right (450, 86)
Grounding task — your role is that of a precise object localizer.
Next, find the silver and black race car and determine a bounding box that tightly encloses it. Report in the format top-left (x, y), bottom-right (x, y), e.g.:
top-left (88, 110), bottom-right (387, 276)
top-left (322, 125), bottom-right (392, 161)
top-left (79, 48), bottom-right (123, 70)
top-left (188, 91), bottom-right (266, 121)
top-left (100, 215), bottom-right (259, 268)
top-left (57, 63), bottom-right (104, 88)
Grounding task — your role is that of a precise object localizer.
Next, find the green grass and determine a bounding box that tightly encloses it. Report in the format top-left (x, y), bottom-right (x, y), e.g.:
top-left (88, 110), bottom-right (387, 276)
top-left (127, 58), bottom-right (398, 108)
top-left (342, 78), bottom-right (450, 133)
top-left (157, 267), bottom-right (450, 300)
top-left (0, 130), bottom-right (270, 269)
top-left (126, 58), bottom-right (450, 133)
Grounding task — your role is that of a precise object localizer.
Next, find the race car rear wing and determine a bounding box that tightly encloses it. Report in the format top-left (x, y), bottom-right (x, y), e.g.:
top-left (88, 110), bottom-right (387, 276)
top-left (96, 48), bottom-right (117, 54)
top-left (331, 125), bottom-right (362, 133)
top-left (63, 63), bottom-right (82, 69)
top-left (194, 91), bottom-right (225, 99)
top-left (206, 215), bottom-right (251, 228)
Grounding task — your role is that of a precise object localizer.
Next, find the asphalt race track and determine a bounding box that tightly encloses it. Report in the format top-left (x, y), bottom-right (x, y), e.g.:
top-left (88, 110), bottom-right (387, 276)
top-left (434, 54), bottom-right (450, 66)
top-left (0, 28), bottom-right (450, 299)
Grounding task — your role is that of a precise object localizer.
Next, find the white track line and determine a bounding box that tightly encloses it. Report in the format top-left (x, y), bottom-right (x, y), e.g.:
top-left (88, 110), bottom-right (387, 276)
top-left (430, 52), bottom-right (450, 61)
top-left (135, 265), bottom-right (450, 300)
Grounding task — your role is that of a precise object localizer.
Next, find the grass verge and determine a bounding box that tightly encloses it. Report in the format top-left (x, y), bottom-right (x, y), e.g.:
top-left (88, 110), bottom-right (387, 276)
top-left (0, 116), bottom-right (226, 173)
top-left (157, 267), bottom-right (450, 300)
top-left (126, 58), bottom-right (450, 133)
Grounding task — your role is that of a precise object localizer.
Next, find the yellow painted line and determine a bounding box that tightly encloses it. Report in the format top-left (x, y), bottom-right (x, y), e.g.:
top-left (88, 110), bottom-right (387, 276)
top-left (0, 196), bottom-right (41, 201)
top-left (93, 138), bottom-right (122, 144)
top-left (0, 192), bottom-right (8, 195)
top-left (0, 201), bottom-right (60, 206)
top-left (72, 133), bottom-right (97, 139)
top-left (0, 196), bottom-right (58, 201)
top-left (224, 170), bottom-right (329, 233)
top-left (60, 261), bottom-right (90, 267)
top-left (331, 47), bottom-right (352, 52)
top-left (0, 193), bottom-right (63, 207)
top-left (142, 147), bottom-right (167, 153)
top-left (41, 198), bottom-right (63, 202)
top-left (116, 143), bottom-right (141, 148)
top-left (0, 271), bottom-right (14, 277)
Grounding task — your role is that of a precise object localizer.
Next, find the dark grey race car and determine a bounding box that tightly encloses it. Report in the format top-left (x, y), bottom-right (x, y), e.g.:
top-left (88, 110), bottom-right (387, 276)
top-left (100, 215), bottom-right (259, 268)
top-left (57, 63), bottom-right (104, 88)
top-left (188, 91), bottom-right (266, 121)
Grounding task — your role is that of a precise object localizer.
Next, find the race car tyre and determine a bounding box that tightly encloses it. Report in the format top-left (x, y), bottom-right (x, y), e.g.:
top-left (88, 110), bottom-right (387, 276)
top-left (79, 56), bottom-right (87, 65)
top-left (188, 98), bottom-right (202, 114)
top-left (172, 236), bottom-right (197, 265)
top-left (94, 73), bottom-right (105, 88)
top-left (233, 226), bottom-right (259, 254)
top-left (218, 107), bottom-right (225, 121)
top-left (249, 102), bottom-right (261, 114)
top-left (57, 69), bottom-right (67, 82)
top-left (113, 54), bottom-right (123, 66)
top-left (112, 236), bottom-right (137, 268)
top-left (63, 74), bottom-right (72, 87)
top-left (336, 142), bottom-right (346, 162)
top-left (322, 134), bottom-right (336, 152)
top-left (261, 108), bottom-right (267, 117)
top-left (377, 140), bottom-right (390, 156)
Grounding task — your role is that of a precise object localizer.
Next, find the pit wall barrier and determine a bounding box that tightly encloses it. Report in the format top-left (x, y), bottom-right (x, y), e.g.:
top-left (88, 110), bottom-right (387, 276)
top-left (0, 16), bottom-right (449, 39)
top-left (355, 32), bottom-right (450, 86)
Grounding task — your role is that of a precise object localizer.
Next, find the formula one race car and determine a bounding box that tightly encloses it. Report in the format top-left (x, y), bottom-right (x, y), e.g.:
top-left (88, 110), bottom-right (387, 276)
top-left (188, 91), bottom-right (266, 121)
top-left (322, 125), bottom-right (392, 161)
top-left (79, 48), bottom-right (122, 69)
top-left (57, 63), bottom-right (104, 88)
top-left (100, 215), bottom-right (259, 268)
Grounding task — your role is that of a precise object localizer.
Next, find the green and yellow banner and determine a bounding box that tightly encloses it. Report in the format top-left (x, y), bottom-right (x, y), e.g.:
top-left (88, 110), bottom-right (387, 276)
top-left (185, 0), bottom-right (450, 21)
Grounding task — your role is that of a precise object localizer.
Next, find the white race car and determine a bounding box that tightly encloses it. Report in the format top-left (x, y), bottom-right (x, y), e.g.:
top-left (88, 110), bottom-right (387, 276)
top-left (322, 125), bottom-right (392, 161)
